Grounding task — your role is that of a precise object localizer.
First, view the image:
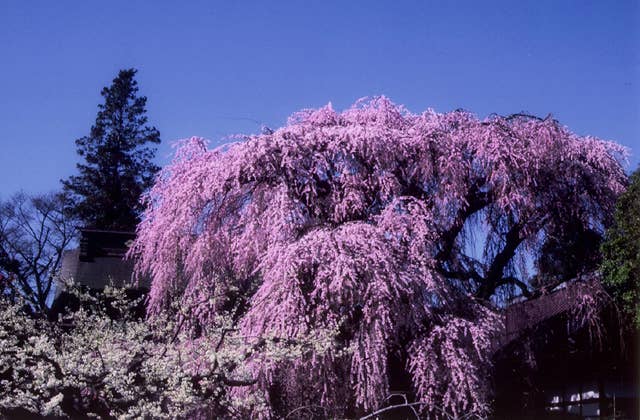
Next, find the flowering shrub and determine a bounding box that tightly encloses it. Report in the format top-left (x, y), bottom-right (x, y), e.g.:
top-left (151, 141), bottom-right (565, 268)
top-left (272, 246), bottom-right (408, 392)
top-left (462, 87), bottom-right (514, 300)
top-left (131, 97), bottom-right (626, 418)
top-left (0, 284), bottom-right (334, 418)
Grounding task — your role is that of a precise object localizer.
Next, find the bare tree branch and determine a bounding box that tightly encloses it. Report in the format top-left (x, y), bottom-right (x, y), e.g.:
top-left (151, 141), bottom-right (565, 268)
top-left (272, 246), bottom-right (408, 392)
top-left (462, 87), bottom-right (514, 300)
top-left (0, 192), bottom-right (77, 313)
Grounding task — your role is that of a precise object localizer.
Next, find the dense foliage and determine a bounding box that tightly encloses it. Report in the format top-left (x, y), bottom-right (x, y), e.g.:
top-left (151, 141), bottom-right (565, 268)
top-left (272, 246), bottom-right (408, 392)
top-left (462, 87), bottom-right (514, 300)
top-left (602, 167), bottom-right (640, 328)
top-left (0, 192), bottom-right (76, 313)
top-left (62, 69), bottom-right (160, 231)
top-left (0, 284), bottom-right (332, 419)
top-left (132, 97), bottom-right (626, 417)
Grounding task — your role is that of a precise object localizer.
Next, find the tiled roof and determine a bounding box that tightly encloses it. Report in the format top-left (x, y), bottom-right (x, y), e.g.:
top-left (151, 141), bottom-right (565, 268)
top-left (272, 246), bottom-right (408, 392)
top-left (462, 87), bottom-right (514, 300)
top-left (504, 277), bottom-right (598, 344)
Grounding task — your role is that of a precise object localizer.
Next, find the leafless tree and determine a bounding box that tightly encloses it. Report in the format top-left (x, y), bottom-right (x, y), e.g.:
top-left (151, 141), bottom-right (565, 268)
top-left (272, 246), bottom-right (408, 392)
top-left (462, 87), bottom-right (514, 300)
top-left (0, 192), bottom-right (77, 314)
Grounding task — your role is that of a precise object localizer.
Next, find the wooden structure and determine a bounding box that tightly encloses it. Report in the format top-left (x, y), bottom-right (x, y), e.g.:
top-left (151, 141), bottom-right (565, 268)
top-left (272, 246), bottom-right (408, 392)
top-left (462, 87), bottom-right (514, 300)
top-left (58, 229), bottom-right (150, 292)
top-left (493, 280), bottom-right (638, 419)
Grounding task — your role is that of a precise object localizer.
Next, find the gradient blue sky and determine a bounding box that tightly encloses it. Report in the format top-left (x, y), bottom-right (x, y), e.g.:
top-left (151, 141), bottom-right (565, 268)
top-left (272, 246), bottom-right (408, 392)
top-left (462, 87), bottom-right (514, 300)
top-left (1, 0), bottom-right (638, 198)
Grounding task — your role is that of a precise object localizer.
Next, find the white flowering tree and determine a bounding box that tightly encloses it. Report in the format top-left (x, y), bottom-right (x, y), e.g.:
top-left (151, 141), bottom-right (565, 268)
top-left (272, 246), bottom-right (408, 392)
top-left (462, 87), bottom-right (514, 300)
top-left (0, 283), bottom-right (334, 419)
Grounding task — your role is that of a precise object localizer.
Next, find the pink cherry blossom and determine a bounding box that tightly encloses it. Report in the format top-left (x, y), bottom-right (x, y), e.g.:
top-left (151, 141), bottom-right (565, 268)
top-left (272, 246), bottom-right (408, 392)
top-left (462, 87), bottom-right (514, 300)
top-left (131, 97), bottom-right (626, 417)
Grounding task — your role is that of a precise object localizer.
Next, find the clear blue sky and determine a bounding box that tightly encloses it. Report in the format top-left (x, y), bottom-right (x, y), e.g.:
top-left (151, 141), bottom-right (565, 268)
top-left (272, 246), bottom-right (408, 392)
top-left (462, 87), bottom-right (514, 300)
top-left (1, 0), bottom-right (638, 198)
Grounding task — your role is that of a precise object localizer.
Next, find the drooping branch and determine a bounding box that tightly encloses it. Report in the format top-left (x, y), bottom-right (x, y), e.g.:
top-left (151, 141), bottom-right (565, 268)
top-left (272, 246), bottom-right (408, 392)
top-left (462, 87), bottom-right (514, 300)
top-left (131, 97), bottom-right (627, 418)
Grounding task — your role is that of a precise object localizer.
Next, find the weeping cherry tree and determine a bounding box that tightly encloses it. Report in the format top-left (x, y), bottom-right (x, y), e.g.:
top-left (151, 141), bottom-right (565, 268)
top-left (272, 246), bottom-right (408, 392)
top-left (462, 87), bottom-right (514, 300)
top-left (131, 97), bottom-right (626, 418)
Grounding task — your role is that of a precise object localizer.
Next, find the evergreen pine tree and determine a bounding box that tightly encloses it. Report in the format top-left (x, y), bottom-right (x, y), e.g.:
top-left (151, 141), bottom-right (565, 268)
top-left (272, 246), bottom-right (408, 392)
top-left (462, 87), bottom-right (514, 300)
top-left (62, 69), bottom-right (160, 231)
